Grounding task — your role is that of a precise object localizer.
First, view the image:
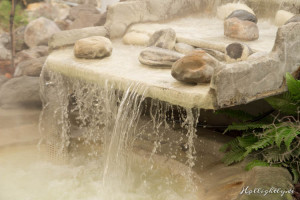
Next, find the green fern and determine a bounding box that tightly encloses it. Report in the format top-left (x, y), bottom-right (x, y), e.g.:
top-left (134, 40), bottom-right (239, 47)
top-left (286, 72), bottom-right (300, 101)
top-left (245, 160), bottom-right (271, 171)
top-left (219, 73), bottom-right (300, 183)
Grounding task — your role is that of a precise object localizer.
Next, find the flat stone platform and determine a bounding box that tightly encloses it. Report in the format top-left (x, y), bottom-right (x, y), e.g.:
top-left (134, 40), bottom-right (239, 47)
top-left (45, 42), bottom-right (215, 109)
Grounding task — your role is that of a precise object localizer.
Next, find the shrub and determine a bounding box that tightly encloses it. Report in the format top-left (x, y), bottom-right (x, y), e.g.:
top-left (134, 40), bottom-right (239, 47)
top-left (0, 0), bottom-right (28, 31)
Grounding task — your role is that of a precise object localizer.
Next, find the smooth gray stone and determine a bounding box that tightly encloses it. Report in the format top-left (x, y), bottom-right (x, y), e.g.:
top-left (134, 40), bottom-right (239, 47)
top-left (175, 43), bottom-right (195, 54)
top-left (0, 76), bottom-right (41, 107)
top-left (148, 28), bottom-right (176, 50)
top-left (226, 9), bottom-right (258, 24)
top-left (139, 46), bottom-right (183, 66)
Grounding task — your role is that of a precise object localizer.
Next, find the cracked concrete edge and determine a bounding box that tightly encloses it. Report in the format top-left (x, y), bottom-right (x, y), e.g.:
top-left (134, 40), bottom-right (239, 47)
top-left (237, 166), bottom-right (294, 200)
top-left (210, 22), bottom-right (300, 109)
top-left (48, 26), bottom-right (108, 51)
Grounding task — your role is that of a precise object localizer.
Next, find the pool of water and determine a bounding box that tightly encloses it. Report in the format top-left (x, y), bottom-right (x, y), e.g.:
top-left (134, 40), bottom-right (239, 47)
top-left (0, 144), bottom-right (202, 200)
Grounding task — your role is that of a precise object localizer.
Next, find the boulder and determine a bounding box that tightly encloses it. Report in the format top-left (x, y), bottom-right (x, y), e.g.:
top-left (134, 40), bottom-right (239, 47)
top-left (49, 26), bottom-right (107, 50)
top-left (224, 17), bottom-right (259, 41)
top-left (74, 36), bottom-right (112, 59)
top-left (69, 4), bottom-right (100, 21)
top-left (285, 14), bottom-right (300, 25)
top-left (69, 13), bottom-right (103, 30)
top-left (14, 26), bottom-right (28, 52)
top-left (14, 56), bottom-right (47, 77)
top-left (0, 75), bottom-right (8, 88)
top-left (225, 43), bottom-right (253, 63)
top-left (0, 33), bottom-right (11, 60)
top-left (52, 3), bottom-right (71, 21)
top-left (217, 3), bottom-right (254, 20)
top-left (24, 17), bottom-right (61, 48)
top-left (275, 10), bottom-right (294, 26)
top-left (0, 76), bottom-right (41, 107)
top-left (226, 9), bottom-right (257, 24)
top-left (15, 46), bottom-right (48, 65)
top-left (174, 43), bottom-right (195, 55)
top-left (68, 4), bottom-right (104, 29)
top-left (139, 47), bottom-right (183, 67)
top-left (171, 50), bottom-right (218, 84)
top-left (54, 19), bottom-right (72, 30)
top-left (123, 31), bottom-right (150, 46)
top-left (148, 28), bottom-right (176, 50)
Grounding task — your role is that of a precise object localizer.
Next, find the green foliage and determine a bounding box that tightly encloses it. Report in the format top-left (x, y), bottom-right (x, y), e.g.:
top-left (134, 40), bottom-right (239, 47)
top-left (0, 0), bottom-right (28, 31)
top-left (220, 73), bottom-right (300, 183)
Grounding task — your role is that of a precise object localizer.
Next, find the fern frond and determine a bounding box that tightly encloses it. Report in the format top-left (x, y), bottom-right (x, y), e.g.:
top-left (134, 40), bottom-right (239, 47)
top-left (245, 160), bottom-right (270, 171)
top-left (286, 72), bottom-right (300, 101)
top-left (246, 136), bottom-right (273, 152)
top-left (222, 148), bottom-right (247, 165)
top-left (284, 129), bottom-right (300, 150)
top-left (290, 166), bottom-right (300, 184)
top-left (226, 123), bottom-right (267, 132)
top-left (265, 96), bottom-right (298, 115)
top-left (275, 127), bottom-right (290, 148)
top-left (238, 135), bottom-right (258, 148)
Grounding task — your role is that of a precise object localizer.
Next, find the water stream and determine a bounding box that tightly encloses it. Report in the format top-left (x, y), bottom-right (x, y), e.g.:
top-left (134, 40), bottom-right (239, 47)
top-left (29, 68), bottom-right (203, 199)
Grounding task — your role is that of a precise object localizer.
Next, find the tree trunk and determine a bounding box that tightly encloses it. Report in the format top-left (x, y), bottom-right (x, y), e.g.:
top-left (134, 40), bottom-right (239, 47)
top-left (10, 0), bottom-right (16, 70)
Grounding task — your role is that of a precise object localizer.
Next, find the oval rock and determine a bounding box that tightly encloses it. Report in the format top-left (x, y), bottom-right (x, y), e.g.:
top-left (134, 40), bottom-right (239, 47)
top-left (139, 47), bottom-right (183, 67)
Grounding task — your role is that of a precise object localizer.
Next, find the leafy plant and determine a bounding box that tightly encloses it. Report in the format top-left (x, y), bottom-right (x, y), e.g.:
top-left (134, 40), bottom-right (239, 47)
top-left (0, 0), bottom-right (28, 31)
top-left (220, 73), bottom-right (300, 183)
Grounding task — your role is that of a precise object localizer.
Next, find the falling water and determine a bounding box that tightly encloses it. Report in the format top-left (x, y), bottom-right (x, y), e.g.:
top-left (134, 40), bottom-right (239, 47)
top-left (38, 68), bottom-right (202, 198)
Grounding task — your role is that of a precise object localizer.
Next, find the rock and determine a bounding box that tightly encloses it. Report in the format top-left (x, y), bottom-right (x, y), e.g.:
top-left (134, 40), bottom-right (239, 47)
top-left (95, 11), bottom-right (107, 26)
top-left (285, 14), bottom-right (300, 25)
top-left (54, 19), bottom-right (72, 30)
top-left (0, 33), bottom-right (11, 60)
top-left (0, 32), bottom-right (11, 49)
top-left (0, 60), bottom-right (11, 75)
top-left (211, 20), bottom-right (300, 109)
top-left (69, 12), bottom-right (103, 30)
top-left (74, 36), bottom-right (112, 59)
top-left (226, 9), bottom-right (257, 24)
top-left (198, 48), bottom-right (225, 62)
top-left (14, 26), bottom-right (28, 52)
top-left (105, 0), bottom-right (208, 38)
top-left (247, 51), bottom-right (268, 61)
top-left (15, 46), bottom-right (48, 65)
top-left (224, 17), bottom-right (259, 41)
top-left (14, 56), bottom-right (47, 77)
top-left (52, 3), bottom-right (71, 21)
top-left (174, 43), bottom-right (195, 54)
top-left (0, 76), bottom-right (41, 107)
top-left (69, 4), bottom-right (100, 21)
top-left (225, 43), bottom-right (253, 63)
top-left (24, 17), bottom-right (61, 48)
top-left (171, 50), bottom-right (218, 84)
top-left (148, 28), bottom-right (176, 50)
top-left (49, 26), bottom-right (107, 50)
top-left (217, 3), bottom-right (255, 20)
top-left (0, 75), bottom-right (8, 88)
top-left (139, 47), bottom-right (184, 67)
top-left (123, 31), bottom-right (150, 46)
top-left (275, 10), bottom-right (295, 26)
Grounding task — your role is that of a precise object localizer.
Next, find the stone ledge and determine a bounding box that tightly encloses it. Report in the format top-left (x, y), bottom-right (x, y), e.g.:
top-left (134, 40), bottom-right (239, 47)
top-left (211, 22), bottom-right (300, 108)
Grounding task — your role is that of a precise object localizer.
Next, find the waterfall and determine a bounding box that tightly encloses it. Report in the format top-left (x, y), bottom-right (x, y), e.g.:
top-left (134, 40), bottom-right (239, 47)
top-left (39, 68), bottom-right (202, 196)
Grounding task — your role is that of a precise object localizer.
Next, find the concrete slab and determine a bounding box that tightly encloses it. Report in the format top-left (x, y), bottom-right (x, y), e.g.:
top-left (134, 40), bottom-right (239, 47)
top-left (45, 42), bottom-right (215, 109)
